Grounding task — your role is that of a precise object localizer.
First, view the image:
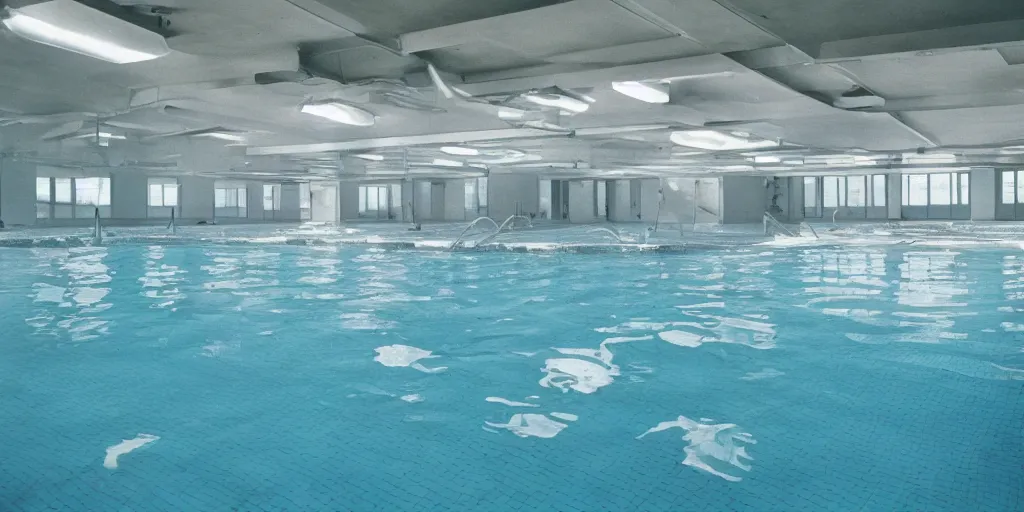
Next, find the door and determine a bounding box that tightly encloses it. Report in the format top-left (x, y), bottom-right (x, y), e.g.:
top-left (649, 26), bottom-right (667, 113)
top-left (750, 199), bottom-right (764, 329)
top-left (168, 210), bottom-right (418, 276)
top-left (430, 182), bottom-right (445, 221)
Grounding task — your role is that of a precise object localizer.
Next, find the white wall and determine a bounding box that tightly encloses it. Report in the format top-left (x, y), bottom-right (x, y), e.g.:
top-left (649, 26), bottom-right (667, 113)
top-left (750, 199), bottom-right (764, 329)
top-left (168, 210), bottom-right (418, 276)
top-left (111, 171), bottom-right (148, 220)
top-left (179, 176), bottom-right (214, 220)
top-left (338, 182), bottom-right (359, 220)
top-left (443, 179), bottom-right (465, 221)
top-left (0, 158), bottom-right (36, 226)
top-left (970, 168), bottom-right (996, 220)
top-left (720, 176), bottom-right (768, 224)
top-left (567, 180), bottom-right (596, 223)
top-left (606, 179), bottom-right (633, 222)
top-left (488, 174), bottom-right (539, 220)
top-left (639, 179), bottom-right (660, 222)
top-left (246, 182), bottom-right (265, 221)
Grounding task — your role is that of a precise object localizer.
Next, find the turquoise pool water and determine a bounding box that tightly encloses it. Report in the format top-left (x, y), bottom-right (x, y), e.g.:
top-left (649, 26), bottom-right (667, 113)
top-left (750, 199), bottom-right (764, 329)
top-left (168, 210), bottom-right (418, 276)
top-left (0, 243), bottom-right (1021, 511)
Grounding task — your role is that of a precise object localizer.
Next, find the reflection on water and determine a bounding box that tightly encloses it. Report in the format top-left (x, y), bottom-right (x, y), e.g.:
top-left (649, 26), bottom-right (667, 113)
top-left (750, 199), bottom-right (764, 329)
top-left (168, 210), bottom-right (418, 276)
top-left (638, 416), bottom-right (756, 482)
top-left (28, 247), bottom-right (112, 341)
top-left (3, 243), bottom-right (1023, 511)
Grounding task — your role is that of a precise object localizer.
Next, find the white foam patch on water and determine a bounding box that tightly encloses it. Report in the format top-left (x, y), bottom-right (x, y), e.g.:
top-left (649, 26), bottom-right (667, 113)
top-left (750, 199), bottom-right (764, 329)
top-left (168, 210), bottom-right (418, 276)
top-left (374, 345), bottom-right (447, 373)
top-left (637, 416), bottom-right (755, 482)
top-left (400, 394), bottom-right (424, 403)
top-left (740, 368), bottom-right (784, 381)
top-left (485, 414), bottom-right (568, 438)
top-left (104, 434), bottom-right (159, 469)
top-left (486, 397), bottom-right (539, 407)
top-left (549, 412), bottom-right (578, 421)
top-left (33, 283), bottom-right (67, 304)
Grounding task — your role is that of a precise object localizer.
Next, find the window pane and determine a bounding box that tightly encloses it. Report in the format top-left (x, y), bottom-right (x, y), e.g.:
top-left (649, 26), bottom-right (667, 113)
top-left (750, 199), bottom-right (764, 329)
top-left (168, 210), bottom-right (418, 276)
top-left (929, 173), bottom-right (951, 205)
top-left (823, 176), bottom-right (839, 207)
top-left (838, 177), bottom-right (847, 206)
top-left (163, 184), bottom-right (178, 207)
top-left (36, 177), bottom-right (50, 201)
top-left (378, 187), bottom-right (387, 214)
top-left (871, 175), bottom-right (886, 207)
top-left (959, 173), bottom-right (969, 205)
top-left (149, 183), bottom-right (162, 206)
top-left (76, 177), bottom-right (99, 205)
top-left (902, 175), bottom-right (909, 205)
top-left (1018, 171), bottom-right (1024, 204)
top-left (367, 187), bottom-right (379, 210)
top-left (478, 178), bottom-right (488, 207)
top-left (237, 189), bottom-right (247, 208)
top-left (908, 175), bottom-right (928, 206)
top-left (847, 176), bottom-right (866, 207)
top-left (99, 179), bottom-right (110, 206)
top-left (300, 183), bottom-right (311, 208)
top-left (803, 177), bottom-right (817, 207)
top-left (215, 189), bottom-right (227, 207)
top-left (1001, 171), bottom-right (1016, 204)
top-left (55, 178), bottom-right (72, 203)
top-left (358, 186), bottom-right (367, 213)
top-left (464, 180), bottom-right (476, 210)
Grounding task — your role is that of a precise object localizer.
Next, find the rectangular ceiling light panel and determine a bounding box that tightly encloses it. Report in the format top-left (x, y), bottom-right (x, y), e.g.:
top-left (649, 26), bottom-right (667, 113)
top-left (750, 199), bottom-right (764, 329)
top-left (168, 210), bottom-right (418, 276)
top-left (3, 0), bottom-right (171, 64)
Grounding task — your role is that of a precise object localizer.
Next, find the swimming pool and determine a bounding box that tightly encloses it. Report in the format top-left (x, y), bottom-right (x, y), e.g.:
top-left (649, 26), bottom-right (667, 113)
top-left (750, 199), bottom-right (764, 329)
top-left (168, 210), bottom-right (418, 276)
top-left (0, 242), bottom-right (1021, 511)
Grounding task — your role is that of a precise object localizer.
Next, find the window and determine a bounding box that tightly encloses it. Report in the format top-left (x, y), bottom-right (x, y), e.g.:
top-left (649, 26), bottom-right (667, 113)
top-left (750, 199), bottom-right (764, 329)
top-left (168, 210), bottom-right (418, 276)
top-left (75, 177), bottom-right (110, 206)
top-left (823, 176), bottom-right (840, 207)
top-left (148, 179), bottom-right (178, 207)
top-left (847, 176), bottom-right (866, 207)
top-left (36, 176), bottom-right (112, 220)
top-left (464, 179), bottom-right (478, 211)
top-left (36, 177), bottom-right (50, 219)
top-left (300, 182), bottom-right (311, 220)
top-left (358, 185), bottom-right (390, 218)
top-left (929, 173), bottom-right (951, 205)
top-left (263, 184), bottom-right (281, 211)
top-left (478, 178), bottom-right (488, 208)
top-left (803, 177), bottom-right (817, 208)
top-left (147, 178), bottom-right (179, 218)
top-left (872, 175), bottom-right (886, 207)
top-left (902, 172), bottom-right (969, 206)
top-left (214, 181), bottom-right (247, 218)
top-left (594, 180), bottom-right (606, 218)
top-left (1002, 170), bottom-right (1024, 205)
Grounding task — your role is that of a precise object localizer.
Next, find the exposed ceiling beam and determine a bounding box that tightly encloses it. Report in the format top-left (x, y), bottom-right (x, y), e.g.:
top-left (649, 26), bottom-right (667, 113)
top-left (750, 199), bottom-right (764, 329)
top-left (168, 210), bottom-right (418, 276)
top-left (817, 20), bottom-right (1024, 62)
top-left (281, 0), bottom-right (402, 53)
top-left (247, 128), bottom-right (564, 155)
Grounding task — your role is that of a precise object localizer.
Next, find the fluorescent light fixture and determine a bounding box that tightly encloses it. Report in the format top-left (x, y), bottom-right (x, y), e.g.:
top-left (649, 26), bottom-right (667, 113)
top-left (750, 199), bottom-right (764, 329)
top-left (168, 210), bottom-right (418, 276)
top-left (353, 153), bottom-right (384, 161)
top-left (469, 163), bottom-right (488, 169)
top-left (300, 102), bottom-right (375, 126)
top-left (611, 81), bottom-right (669, 104)
top-left (72, 131), bottom-right (126, 140)
top-left (196, 132), bottom-right (246, 142)
top-left (670, 130), bottom-right (778, 151)
top-left (753, 155), bottom-right (781, 164)
top-left (2, 0), bottom-right (170, 64)
top-left (1000, 145), bottom-right (1024, 154)
top-left (904, 152), bottom-right (956, 164)
top-left (574, 124), bottom-right (669, 136)
top-left (497, 107), bottom-right (526, 120)
top-left (523, 93), bottom-right (590, 113)
top-left (431, 158), bottom-right (464, 167)
top-left (440, 146), bottom-right (479, 156)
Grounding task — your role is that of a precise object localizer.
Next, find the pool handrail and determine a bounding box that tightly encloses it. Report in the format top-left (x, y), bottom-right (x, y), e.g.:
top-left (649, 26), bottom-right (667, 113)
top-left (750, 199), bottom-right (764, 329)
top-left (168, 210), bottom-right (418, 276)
top-left (474, 215), bottom-right (533, 247)
top-left (450, 216), bottom-right (500, 250)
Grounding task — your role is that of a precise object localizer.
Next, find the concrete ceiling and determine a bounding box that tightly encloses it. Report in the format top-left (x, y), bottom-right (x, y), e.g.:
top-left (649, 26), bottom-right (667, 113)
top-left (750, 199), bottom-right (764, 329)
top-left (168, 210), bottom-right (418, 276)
top-left (1, 0), bottom-right (1024, 181)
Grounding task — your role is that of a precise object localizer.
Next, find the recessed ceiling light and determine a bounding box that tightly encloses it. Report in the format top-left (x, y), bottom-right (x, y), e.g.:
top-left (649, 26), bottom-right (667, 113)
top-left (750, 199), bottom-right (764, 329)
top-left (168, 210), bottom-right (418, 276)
top-left (353, 153), bottom-right (384, 161)
top-left (523, 93), bottom-right (590, 113)
top-left (196, 132), bottom-right (246, 142)
top-left (440, 146), bottom-right (479, 156)
top-left (671, 130), bottom-right (778, 151)
top-left (431, 158), bottom-right (464, 167)
top-left (903, 152), bottom-right (957, 164)
top-left (2, 1), bottom-right (170, 64)
top-left (300, 102), bottom-right (375, 126)
top-left (753, 155), bottom-right (781, 164)
top-left (611, 81), bottom-right (669, 104)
